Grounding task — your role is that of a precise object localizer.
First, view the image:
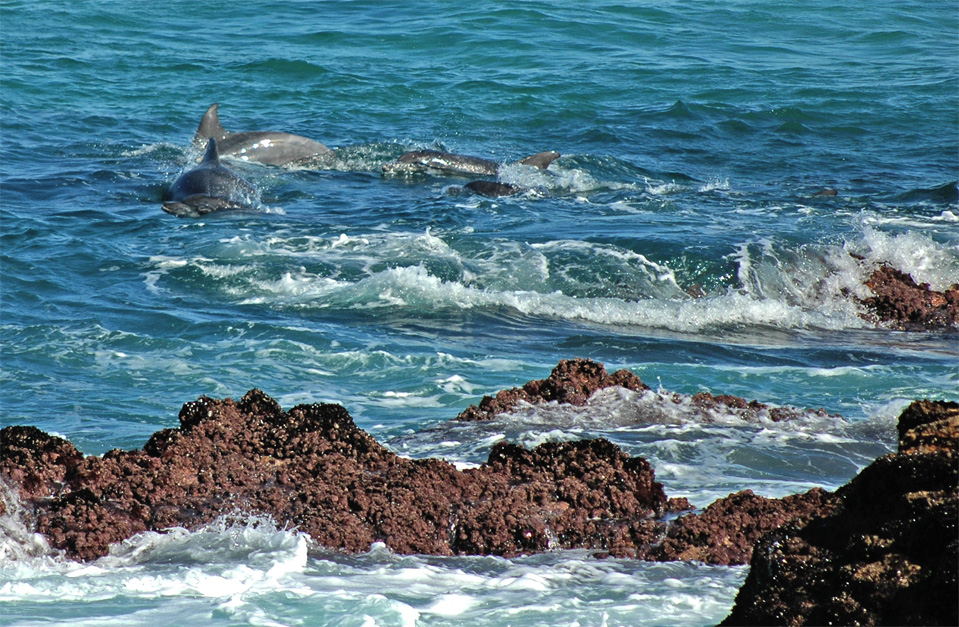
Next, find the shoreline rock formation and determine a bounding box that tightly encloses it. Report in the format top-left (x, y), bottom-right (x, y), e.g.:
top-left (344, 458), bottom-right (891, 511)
top-left (0, 360), bottom-right (840, 565)
top-left (720, 399), bottom-right (958, 626)
top-left (455, 358), bottom-right (834, 424)
top-left (1, 359), bottom-right (955, 625)
top-left (1, 388), bottom-right (674, 561)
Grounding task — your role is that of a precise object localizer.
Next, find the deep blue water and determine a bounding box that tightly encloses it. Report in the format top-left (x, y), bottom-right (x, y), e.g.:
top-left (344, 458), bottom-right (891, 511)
top-left (1, 1), bottom-right (957, 625)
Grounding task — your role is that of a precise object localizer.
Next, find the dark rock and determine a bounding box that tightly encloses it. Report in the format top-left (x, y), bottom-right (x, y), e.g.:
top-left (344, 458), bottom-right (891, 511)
top-left (0, 426), bottom-right (84, 502)
top-left (687, 391), bottom-right (834, 423)
top-left (0, 389), bottom-right (670, 561)
top-left (859, 263), bottom-right (959, 331)
top-left (720, 400), bottom-right (959, 626)
top-left (4, 360), bottom-right (953, 627)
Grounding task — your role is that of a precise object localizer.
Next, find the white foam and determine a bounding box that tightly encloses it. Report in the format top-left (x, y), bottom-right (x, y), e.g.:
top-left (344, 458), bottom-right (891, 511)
top-left (0, 481), bottom-right (73, 574)
top-left (646, 179), bottom-right (685, 195)
top-left (698, 178), bottom-right (730, 193)
top-left (853, 222), bottom-right (959, 291)
top-left (0, 500), bottom-right (751, 626)
top-left (121, 142), bottom-right (182, 158)
top-left (144, 228), bottom-right (898, 333)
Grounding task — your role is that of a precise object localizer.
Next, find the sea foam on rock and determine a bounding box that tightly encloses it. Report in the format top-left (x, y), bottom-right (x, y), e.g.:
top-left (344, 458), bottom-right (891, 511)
top-left (455, 358), bottom-right (834, 425)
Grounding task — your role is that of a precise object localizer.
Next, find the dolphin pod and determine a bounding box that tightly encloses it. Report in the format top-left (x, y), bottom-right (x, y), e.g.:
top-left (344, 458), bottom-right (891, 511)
top-left (195, 104), bottom-right (332, 166)
top-left (163, 105), bottom-right (562, 216)
top-left (162, 138), bottom-right (258, 218)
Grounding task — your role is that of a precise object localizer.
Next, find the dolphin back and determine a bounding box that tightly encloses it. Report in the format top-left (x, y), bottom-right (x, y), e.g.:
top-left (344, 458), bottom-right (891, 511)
top-left (164, 137), bottom-right (258, 217)
top-left (162, 195), bottom-right (252, 218)
top-left (200, 137), bottom-right (221, 165)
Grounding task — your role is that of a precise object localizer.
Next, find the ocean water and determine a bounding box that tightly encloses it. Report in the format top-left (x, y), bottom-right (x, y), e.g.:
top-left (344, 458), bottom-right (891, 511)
top-left (1, 1), bottom-right (956, 625)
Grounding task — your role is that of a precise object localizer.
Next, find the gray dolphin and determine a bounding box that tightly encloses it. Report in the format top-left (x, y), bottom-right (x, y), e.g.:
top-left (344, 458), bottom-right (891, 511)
top-left (162, 138), bottom-right (258, 218)
top-left (194, 103), bottom-right (331, 166)
top-left (382, 149), bottom-right (560, 176)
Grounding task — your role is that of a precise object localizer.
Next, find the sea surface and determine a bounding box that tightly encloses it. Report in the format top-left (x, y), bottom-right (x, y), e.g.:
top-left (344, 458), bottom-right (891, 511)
top-left (1, 1), bottom-right (956, 625)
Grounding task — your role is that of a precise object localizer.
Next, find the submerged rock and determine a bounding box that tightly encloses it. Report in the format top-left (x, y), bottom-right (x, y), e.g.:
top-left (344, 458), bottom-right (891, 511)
top-left (720, 399), bottom-right (958, 626)
top-left (860, 263), bottom-right (959, 331)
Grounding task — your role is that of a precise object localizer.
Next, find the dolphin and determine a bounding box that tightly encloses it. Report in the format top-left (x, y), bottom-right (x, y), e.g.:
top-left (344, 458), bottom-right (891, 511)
top-left (162, 138), bottom-right (258, 218)
top-left (382, 149), bottom-right (560, 176)
top-left (194, 103), bottom-right (331, 166)
top-left (463, 180), bottom-right (524, 197)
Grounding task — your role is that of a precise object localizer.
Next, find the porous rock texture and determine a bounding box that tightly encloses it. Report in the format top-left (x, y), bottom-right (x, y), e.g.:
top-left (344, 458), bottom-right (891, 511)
top-left (2, 360), bottom-right (955, 627)
top-left (860, 263), bottom-right (959, 331)
top-left (0, 389), bottom-right (671, 561)
top-left (638, 488), bottom-right (839, 566)
top-left (720, 399), bottom-right (958, 626)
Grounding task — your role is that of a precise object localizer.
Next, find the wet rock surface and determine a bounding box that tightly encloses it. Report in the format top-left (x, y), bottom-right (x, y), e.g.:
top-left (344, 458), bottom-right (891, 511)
top-left (720, 399), bottom-right (958, 626)
top-left (0, 366), bottom-right (839, 566)
top-left (860, 263), bottom-right (959, 331)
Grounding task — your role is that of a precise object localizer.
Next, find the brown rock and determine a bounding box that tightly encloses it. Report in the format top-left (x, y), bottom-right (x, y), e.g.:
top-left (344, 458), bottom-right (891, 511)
top-left (720, 399), bottom-right (959, 626)
top-left (897, 399), bottom-right (958, 455)
top-left (456, 358), bottom-right (834, 425)
top-left (0, 389), bottom-right (669, 561)
top-left (641, 488), bottom-right (838, 566)
top-left (0, 426), bottom-right (84, 501)
top-left (860, 263), bottom-right (959, 331)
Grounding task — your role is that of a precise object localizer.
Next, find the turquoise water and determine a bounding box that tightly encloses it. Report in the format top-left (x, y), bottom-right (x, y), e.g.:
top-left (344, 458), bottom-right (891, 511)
top-left (1, 1), bottom-right (957, 625)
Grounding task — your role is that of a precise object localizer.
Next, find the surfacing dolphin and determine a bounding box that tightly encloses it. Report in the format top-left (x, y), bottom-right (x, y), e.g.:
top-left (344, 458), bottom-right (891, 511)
top-left (162, 138), bottom-right (258, 218)
top-left (462, 180), bottom-right (525, 197)
top-left (194, 103), bottom-right (331, 166)
top-left (382, 149), bottom-right (560, 176)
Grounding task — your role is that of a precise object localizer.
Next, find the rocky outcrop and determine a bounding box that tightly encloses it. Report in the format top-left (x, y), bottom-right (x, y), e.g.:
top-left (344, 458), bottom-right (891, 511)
top-left (454, 358), bottom-right (649, 421)
top-left (720, 400), bottom-right (958, 626)
top-left (0, 360), bottom-right (858, 567)
top-left (860, 263), bottom-right (959, 331)
top-left (0, 389), bottom-right (671, 561)
top-left (455, 358), bottom-right (831, 424)
top-left (2, 361), bottom-right (954, 627)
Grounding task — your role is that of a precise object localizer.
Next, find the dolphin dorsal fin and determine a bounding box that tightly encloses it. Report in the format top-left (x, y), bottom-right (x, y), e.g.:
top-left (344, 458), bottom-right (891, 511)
top-left (517, 151), bottom-right (561, 169)
top-left (195, 103), bottom-right (227, 141)
top-left (200, 137), bottom-right (220, 165)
